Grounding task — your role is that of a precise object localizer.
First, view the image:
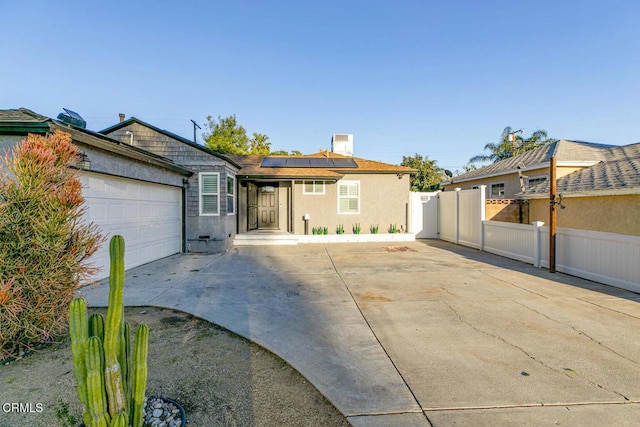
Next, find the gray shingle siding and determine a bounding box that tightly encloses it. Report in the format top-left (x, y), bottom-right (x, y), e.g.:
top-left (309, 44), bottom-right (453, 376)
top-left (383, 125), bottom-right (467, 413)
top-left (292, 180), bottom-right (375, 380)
top-left (103, 122), bottom-right (239, 252)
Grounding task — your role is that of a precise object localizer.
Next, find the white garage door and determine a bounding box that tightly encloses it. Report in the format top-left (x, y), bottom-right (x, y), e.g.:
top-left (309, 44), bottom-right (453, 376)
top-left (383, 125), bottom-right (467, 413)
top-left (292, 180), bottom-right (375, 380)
top-left (79, 172), bottom-right (182, 280)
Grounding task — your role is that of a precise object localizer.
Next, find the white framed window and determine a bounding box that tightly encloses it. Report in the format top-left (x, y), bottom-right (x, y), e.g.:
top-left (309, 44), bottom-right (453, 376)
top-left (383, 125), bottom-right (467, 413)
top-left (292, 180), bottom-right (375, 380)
top-left (526, 176), bottom-right (547, 189)
top-left (338, 180), bottom-right (360, 214)
top-left (227, 175), bottom-right (235, 215)
top-left (303, 180), bottom-right (325, 195)
top-left (199, 172), bottom-right (220, 216)
top-left (490, 182), bottom-right (505, 198)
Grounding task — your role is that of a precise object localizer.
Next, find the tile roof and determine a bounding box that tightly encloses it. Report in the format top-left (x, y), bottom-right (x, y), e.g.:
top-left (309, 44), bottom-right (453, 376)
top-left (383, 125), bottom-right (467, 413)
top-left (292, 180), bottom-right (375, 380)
top-left (522, 142), bottom-right (640, 197)
top-left (231, 151), bottom-right (415, 179)
top-left (449, 140), bottom-right (615, 183)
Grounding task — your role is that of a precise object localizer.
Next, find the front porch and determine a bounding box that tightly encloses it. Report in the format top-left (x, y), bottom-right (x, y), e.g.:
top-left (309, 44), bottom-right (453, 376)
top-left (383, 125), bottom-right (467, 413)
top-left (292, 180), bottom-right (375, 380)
top-left (233, 229), bottom-right (417, 246)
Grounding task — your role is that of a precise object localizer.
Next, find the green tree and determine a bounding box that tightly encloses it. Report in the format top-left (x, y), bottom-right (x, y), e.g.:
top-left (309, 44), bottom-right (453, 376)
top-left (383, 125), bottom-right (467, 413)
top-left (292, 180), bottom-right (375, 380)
top-left (248, 133), bottom-right (271, 155)
top-left (270, 149), bottom-right (303, 156)
top-left (401, 154), bottom-right (444, 191)
top-left (204, 115), bottom-right (298, 155)
top-left (203, 114), bottom-right (250, 155)
top-left (469, 127), bottom-right (556, 164)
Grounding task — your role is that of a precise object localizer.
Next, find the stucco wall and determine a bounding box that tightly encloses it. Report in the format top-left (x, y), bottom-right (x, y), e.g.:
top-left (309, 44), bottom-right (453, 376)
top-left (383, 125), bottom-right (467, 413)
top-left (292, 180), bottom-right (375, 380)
top-left (443, 166), bottom-right (582, 198)
top-left (104, 123), bottom-right (239, 252)
top-left (293, 173), bottom-right (411, 234)
top-left (529, 195), bottom-right (640, 236)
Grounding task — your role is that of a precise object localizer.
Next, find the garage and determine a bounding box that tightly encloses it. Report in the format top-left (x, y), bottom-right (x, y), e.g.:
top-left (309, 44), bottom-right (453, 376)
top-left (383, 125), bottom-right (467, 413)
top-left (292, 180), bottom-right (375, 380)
top-left (79, 171), bottom-right (182, 279)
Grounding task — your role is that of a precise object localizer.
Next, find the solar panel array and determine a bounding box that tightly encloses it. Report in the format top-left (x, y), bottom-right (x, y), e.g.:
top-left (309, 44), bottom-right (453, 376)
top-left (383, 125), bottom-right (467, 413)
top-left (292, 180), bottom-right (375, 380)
top-left (261, 157), bottom-right (357, 168)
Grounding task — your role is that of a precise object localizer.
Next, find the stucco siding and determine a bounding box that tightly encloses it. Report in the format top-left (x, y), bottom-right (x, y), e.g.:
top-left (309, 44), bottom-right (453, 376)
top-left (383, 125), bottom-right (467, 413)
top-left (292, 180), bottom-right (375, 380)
top-left (529, 195), bottom-right (640, 236)
top-left (293, 174), bottom-right (410, 234)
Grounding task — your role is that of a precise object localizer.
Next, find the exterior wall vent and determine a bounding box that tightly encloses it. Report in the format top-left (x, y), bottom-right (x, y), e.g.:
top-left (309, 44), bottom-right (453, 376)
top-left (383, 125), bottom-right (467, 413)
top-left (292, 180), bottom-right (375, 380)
top-left (331, 134), bottom-right (353, 156)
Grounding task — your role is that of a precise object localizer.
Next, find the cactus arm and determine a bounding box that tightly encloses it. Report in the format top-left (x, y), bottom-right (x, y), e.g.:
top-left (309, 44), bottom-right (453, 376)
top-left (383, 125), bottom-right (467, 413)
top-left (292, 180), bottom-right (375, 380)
top-left (103, 235), bottom-right (128, 417)
top-left (89, 313), bottom-right (105, 341)
top-left (69, 297), bottom-right (90, 422)
top-left (122, 321), bottom-right (133, 411)
top-left (86, 336), bottom-right (110, 426)
top-left (118, 321), bottom-right (131, 396)
top-left (109, 411), bottom-right (128, 427)
top-left (130, 324), bottom-right (149, 427)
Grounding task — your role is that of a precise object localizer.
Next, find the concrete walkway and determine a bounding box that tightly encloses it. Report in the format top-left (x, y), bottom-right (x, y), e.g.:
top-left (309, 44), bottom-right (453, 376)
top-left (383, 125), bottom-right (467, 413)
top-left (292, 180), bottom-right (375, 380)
top-left (82, 240), bottom-right (640, 426)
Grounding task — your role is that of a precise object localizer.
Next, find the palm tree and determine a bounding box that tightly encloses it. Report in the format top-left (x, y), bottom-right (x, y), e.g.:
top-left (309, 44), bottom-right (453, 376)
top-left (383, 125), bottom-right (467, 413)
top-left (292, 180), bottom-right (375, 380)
top-left (469, 127), bottom-right (556, 164)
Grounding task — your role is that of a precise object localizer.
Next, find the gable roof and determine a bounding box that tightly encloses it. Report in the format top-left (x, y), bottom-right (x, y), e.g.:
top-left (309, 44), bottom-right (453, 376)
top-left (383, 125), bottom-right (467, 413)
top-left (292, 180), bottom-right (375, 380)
top-left (230, 151), bottom-right (415, 179)
top-left (0, 108), bottom-right (51, 133)
top-left (0, 108), bottom-right (192, 176)
top-left (521, 142), bottom-right (640, 198)
top-left (446, 140), bottom-right (615, 184)
top-left (100, 117), bottom-right (241, 168)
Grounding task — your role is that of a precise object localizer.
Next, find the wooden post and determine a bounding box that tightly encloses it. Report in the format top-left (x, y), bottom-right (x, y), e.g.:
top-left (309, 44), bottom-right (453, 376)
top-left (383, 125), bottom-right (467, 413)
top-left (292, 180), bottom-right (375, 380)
top-left (549, 156), bottom-right (557, 273)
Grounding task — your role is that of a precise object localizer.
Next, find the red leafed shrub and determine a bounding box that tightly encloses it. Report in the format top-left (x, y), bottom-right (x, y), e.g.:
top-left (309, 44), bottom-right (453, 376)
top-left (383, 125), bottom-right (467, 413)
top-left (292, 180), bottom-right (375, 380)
top-left (0, 130), bottom-right (104, 360)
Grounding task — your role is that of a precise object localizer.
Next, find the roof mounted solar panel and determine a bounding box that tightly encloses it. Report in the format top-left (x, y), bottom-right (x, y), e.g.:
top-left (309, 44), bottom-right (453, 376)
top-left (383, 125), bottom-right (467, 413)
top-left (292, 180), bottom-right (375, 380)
top-left (261, 157), bottom-right (288, 167)
top-left (261, 156), bottom-right (358, 168)
top-left (285, 158), bottom-right (311, 167)
top-left (56, 107), bottom-right (87, 129)
top-left (330, 158), bottom-right (357, 168)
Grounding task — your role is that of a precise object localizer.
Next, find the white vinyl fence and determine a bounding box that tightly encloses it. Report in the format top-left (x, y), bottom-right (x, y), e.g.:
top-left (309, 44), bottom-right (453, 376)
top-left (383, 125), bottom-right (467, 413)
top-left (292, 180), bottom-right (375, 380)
top-left (435, 187), bottom-right (640, 293)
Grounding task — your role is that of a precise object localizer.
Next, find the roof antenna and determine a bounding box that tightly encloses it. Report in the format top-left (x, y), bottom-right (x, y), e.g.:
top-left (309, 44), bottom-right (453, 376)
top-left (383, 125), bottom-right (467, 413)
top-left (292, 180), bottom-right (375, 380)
top-left (191, 119), bottom-right (201, 144)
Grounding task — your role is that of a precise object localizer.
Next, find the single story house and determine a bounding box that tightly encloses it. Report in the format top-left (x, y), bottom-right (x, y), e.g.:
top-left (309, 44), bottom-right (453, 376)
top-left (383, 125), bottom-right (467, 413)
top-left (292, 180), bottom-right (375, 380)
top-left (521, 142), bottom-right (640, 236)
top-left (100, 116), bottom-right (241, 252)
top-left (442, 140), bottom-right (616, 198)
top-left (440, 140), bottom-right (619, 223)
top-left (3, 109), bottom-right (417, 271)
top-left (228, 148), bottom-right (416, 236)
top-left (0, 108), bottom-right (193, 277)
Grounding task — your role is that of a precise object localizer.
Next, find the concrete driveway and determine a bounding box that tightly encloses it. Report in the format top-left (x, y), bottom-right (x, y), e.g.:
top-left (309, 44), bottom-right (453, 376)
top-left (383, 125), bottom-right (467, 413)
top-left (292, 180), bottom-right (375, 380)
top-left (82, 240), bottom-right (640, 426)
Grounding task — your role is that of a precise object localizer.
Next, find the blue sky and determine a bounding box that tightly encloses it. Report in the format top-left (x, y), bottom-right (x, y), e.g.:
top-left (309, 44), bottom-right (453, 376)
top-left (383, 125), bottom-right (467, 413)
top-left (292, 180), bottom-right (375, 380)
top-left (2, 1), bottom-right (639, 171)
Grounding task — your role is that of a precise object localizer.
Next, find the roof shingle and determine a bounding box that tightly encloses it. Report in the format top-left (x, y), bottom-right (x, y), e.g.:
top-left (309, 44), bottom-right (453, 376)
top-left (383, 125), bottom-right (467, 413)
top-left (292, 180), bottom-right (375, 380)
top-left (231, 151), bottom-right (415, 178)
top-left (522, 143), bottom-right (640, 197)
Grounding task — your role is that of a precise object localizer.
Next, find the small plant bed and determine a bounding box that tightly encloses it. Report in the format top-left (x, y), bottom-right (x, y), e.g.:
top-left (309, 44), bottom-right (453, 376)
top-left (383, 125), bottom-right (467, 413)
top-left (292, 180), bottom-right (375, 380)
top-left (0, 307), bottom-right (349, 427)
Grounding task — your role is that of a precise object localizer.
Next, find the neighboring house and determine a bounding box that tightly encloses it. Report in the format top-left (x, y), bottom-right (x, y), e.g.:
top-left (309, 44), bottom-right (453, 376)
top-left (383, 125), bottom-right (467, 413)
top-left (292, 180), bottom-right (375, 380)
top-left (100, 116), bottom-right (241, 253)
top-left (0, 108), bottom-right (193, 277)
top-left (229, 144), bottom-right (415, 236)
top-left (442, 140), bottom-right (616, 198)
top-left (521, 142), bottom-right (640, 236)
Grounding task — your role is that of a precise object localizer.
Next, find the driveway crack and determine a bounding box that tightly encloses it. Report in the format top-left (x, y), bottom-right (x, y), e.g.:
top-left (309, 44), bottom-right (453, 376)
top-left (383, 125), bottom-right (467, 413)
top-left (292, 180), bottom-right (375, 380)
top-left (443, 300), bottom-right (630, 402)
top-left (513, 300), bottom-right (640, 367)
top-left (441, 300), bottom-right (563, 375)
top-left (479, 270), bottom-right (548, 299)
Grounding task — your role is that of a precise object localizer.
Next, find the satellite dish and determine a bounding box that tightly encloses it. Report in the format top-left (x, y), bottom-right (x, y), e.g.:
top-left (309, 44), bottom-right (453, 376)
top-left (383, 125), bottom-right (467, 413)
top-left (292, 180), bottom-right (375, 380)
top-left (444, 169), bottom-right (453, 178)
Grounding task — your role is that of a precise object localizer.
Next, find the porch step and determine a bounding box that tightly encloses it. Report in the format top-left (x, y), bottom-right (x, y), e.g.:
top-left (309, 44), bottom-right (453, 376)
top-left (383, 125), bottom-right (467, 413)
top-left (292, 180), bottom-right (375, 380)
top-left (233, 234), bottom-right (299, 246)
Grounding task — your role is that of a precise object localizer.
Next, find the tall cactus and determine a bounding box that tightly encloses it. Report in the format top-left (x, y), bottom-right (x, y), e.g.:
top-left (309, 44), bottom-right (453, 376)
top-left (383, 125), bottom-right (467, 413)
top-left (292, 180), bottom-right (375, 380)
top-left (69, 235), bottom-right (149, 427)
top-left (86, 336), bottom-right (110, 426)
top-left (103, 235), bottom-right (127, 417)
top-left (130, 324), bottom-right (149, 427)
top-left (69, 298), bottom-right (92, 426)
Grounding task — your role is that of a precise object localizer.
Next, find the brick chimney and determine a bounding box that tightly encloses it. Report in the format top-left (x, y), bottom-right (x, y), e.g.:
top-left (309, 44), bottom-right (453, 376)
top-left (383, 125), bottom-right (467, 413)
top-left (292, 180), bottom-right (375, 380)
top-left (119, 113), bottom-right (125, 123)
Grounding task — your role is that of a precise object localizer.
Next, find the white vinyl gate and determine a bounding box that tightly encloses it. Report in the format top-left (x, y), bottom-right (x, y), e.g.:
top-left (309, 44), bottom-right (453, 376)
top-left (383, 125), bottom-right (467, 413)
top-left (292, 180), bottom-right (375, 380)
top-left (410, 192), bottom-right (439, 238)
top-left (79, 172), bottom-right (182, 280)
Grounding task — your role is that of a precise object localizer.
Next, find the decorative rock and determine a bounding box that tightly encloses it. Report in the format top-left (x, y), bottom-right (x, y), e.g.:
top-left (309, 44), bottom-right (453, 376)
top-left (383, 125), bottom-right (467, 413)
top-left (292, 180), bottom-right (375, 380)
top-left (143, 396), bottom-right (185, 427)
